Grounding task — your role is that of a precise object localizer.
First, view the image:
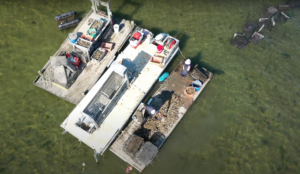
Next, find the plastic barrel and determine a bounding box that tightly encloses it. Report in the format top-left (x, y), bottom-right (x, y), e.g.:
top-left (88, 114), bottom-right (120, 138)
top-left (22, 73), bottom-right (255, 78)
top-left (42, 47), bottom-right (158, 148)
top-left (87, 28), bottom-right (97, 38)
top-left (68, 33), bottom-right (78, 44)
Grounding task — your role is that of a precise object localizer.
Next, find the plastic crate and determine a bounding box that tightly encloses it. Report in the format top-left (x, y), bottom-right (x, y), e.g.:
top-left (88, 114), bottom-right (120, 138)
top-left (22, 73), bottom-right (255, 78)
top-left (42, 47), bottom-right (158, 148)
top-left (89, 19), bottom-right (105, 36)
top-left (74, 38), bottom-right (93, 52)
top-left (91, 48), bottom-right (107, 62)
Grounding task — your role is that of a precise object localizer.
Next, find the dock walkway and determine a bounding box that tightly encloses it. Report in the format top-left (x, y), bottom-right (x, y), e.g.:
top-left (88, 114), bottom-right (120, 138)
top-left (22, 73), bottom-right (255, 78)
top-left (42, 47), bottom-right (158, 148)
top-left (110, 62), bottom-right (213, 172)
top-left (34, 10), bottom-right (135, 104)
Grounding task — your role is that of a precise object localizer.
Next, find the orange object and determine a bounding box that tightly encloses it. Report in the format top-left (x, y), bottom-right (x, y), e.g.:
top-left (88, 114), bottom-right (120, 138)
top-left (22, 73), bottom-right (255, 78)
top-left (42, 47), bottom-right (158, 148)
top-left (133, 32), bottom-right (141, 40)
top-left (150, 56), bottom-right (164, 64)
top-left (81, 34), bottom-right (94, 42)
top-left (186, 86), bottom-right (195, 97)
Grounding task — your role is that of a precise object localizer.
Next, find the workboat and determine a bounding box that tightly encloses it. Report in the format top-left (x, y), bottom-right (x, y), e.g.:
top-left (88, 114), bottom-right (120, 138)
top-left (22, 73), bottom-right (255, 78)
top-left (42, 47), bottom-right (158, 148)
top-left (61, 27), bottom-right (180, 155)
top-left (110, 61), bottom-right (213, 172)
top-left (129, 30), bottom-right (144, 49)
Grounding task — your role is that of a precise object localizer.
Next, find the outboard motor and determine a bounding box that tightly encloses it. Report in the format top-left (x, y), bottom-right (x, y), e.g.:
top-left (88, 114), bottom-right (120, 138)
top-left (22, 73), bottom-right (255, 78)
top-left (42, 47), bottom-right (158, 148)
top-left (58, 19), bottom-right (80, 30)
top-left (55, 11), bottom-right (76, 21)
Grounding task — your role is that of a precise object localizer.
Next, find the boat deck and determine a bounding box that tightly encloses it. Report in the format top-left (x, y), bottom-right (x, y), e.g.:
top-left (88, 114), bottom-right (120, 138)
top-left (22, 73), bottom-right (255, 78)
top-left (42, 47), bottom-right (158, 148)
top-left (33, 10), bottom-right (135, 104)
top-left (60, 35), bottom-right (179, 155)
top-left (110, 62), bottom-right (213, 172)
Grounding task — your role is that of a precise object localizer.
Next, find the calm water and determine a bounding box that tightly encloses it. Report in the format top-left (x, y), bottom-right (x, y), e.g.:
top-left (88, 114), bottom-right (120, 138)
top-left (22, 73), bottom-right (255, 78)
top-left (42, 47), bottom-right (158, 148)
top-left (1, 0), bottom-right (300, 173)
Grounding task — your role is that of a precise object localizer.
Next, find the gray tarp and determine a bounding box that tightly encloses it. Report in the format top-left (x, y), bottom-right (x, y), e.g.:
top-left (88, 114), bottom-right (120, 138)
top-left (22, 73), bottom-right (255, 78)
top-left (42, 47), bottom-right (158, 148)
top-left (51, 56), bottom-right (77, 86)
top-left (50, 56), bottom-right (76, 72)
top-left (54, 65), bottom-right (67, 85)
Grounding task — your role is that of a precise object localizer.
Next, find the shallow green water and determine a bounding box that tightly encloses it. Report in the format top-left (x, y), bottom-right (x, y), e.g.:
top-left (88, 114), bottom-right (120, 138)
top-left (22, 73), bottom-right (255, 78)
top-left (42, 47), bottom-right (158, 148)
top-left (1, 0), bottom-right (300, 173)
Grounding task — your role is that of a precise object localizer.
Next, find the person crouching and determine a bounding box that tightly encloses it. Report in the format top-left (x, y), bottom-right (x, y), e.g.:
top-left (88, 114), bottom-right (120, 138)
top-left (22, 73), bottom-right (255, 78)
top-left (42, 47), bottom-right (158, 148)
top-left (142, 105), bottom-right (162, 121)
top-left (181, 59), bottom-right (191, 77)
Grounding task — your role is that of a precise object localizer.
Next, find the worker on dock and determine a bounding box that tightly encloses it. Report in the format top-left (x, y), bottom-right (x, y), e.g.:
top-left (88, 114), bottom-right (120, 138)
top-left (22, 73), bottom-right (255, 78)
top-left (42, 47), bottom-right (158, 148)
top-left (142, 105), bottom-right (162, 120)
top-left (181, 59), bottom-right (191, 77)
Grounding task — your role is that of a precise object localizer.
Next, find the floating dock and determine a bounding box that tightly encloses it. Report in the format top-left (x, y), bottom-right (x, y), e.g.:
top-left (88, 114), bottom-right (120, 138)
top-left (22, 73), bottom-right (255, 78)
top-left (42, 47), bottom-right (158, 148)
top-left (60, 29), bottom-right (180, 155)
top-left (33, 10), bottom-right (135, 104)
top-left (33, 1), bottom-right (214, 172)
top-left (110, 62), bottom-right (213, 172)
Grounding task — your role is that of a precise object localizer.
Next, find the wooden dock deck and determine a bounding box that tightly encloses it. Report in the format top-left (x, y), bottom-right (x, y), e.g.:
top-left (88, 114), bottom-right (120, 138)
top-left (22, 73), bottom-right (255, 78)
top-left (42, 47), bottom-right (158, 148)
top-left (33, 10), bottom-right (135, 104)
top-left (110, 61), bottom-right (213, 172)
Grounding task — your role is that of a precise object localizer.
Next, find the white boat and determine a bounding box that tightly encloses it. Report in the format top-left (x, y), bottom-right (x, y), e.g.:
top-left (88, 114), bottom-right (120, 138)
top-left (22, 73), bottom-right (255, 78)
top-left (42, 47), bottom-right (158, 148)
top-left (61, 29), bottom-right (179, 155)
top-left (129, 29), bottom-right (144, 49)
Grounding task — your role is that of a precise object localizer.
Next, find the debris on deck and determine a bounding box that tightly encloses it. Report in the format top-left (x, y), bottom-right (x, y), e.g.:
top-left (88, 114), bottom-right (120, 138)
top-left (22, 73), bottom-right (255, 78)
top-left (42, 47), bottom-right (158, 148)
top-left (143, 94), bottom-right (181, 137)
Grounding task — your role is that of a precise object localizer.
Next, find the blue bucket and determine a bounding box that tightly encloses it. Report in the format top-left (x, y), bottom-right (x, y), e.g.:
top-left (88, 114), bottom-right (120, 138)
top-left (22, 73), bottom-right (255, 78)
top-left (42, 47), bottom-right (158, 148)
top-left (191, 80), bottom-right (202, 92)
top-left (68, 33), bottom-right (78, 44)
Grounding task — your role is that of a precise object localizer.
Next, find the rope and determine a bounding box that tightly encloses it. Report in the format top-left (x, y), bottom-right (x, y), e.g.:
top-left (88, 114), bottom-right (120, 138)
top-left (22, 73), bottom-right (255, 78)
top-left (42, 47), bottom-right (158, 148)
top-left (178, 48), bottom-right (187, 60)
top-left (69, 140), bottom-right (82, 157)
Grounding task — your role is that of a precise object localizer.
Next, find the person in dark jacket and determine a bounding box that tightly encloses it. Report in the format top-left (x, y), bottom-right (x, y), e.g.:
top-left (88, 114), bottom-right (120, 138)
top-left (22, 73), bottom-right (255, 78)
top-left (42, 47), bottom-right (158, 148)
top-left (142, 104), bottom-right (161, 119)
top-left (181, 59), bottom-right (191, 77)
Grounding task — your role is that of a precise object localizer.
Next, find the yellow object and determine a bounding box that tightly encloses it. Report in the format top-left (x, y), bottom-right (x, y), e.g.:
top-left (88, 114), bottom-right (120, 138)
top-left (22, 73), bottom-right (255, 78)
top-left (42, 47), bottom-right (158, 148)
top-left (52, 82), bottom-right (68, 90)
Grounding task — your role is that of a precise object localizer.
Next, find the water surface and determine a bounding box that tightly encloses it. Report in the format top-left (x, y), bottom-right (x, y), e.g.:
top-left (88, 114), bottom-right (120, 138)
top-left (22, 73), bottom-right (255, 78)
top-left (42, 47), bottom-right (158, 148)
top-left (0, 0), bottom-right (300, 173)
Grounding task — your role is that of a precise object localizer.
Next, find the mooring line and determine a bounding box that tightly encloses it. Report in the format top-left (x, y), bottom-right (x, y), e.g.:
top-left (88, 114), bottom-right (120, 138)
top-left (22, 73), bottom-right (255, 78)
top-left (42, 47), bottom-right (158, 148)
top-left (69, 140), bottom-right (82, 157)
top-left (178, 48), bottom-right (187, 60)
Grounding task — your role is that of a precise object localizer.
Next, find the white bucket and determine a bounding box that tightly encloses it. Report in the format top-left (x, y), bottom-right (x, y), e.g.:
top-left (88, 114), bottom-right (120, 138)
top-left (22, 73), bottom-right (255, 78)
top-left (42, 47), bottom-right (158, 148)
top-left (113, 24), bottom-right (119, 33)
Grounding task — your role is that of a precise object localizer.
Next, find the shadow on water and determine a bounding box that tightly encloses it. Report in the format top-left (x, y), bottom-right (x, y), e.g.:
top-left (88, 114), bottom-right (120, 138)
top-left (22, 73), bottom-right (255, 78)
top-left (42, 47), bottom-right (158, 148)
top-left (169, 31), bottom-right (191, 50)
top-left (189, 52), bottom-right (225, 76)
top-left (97, 0), bottom-right (144, 25)
top-left (148, 27), bottom-right (163, 35)
top-left (76, 10), bottom-right (88, 19)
